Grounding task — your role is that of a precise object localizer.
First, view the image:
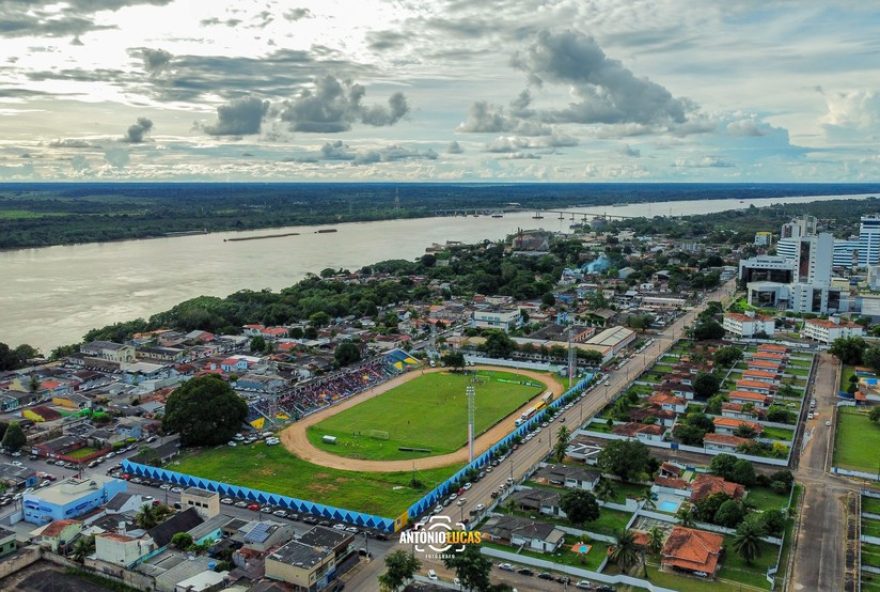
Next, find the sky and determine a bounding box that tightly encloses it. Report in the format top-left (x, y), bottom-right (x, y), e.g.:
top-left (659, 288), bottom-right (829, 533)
top-left (0, 0), bottom-right (878, 182)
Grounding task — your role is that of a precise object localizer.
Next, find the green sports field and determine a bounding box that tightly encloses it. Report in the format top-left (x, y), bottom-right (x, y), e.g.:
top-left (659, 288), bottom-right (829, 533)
top-left (306, 369), bottom-right (548, 461)
top-left (171, 442), bottom-right (459, 518)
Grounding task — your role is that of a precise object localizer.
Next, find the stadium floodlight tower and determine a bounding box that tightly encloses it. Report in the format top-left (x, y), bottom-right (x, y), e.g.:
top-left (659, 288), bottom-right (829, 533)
top-left (568, 325), bottom-right (577, 387)
top-left (466, 385), bottom-right (476, 463)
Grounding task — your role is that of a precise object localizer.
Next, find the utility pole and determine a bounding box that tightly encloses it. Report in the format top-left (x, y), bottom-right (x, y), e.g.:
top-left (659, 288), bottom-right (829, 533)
top-left (568, 324), bottom-right (576, 387)
top-left (466, 385), bottom-right (476, 463)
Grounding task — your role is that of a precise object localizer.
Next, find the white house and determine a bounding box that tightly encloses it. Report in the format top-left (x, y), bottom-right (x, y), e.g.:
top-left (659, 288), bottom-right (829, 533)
top-left (722, 311), bottom-right (776, 338)
top-left (470, 309), bottom-right (522, 332)
top-left (802, 317), bottom-right (864, 344)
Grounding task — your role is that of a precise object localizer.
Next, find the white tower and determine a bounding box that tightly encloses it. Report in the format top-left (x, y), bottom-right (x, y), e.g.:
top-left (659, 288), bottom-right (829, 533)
top-left (466, 385), bottom-right (476, 463)
top-left (568, 325), bottom-right (577, 387)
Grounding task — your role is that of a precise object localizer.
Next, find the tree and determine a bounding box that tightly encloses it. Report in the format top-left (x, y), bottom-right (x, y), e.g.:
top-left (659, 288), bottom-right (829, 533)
top-left (594, 478), bottom-right (615, 502)
top-left (171, 532), bottom-right (194, 550)
top-left (442, 351), bottom-right (466, 372)
top-left (732, 516), bottom-right (766, 564)
top-left (761, 510), bottom-right (786, 536)
top-left (598, 439), bottom-right (650, 481)
top-left (714, 499), bottom-right (745, 527)
top-left (553, 426), bottom-right (571, 463)
top-left (162, 375), bottom-right (248, 447)
top-left (289, 327), bottom-right (304, 339)
top-left (249, 335), bottom-right (267, 353)
top-left (693, 372), bottom-right (721, 399)
top-left (334, 342), bottom-right (361, 367)
top-left (864, 346), bottom-right (880, 374)
top-left (1, 421), bottom-right (26, 453)
top-left (483, 330), bottom-right (516, 359)
top-left (734, 424), bottom-right (757, 439)
top-left (135, 503), bottom-right (172, 529)
top-left (694, 492), bottom-right (731, 522)
top-left (72, 535), bottom-right (95, 562)
top-left (693, 319), bottom-right (725, 341)
top-left (647, 526), bottom-right (664, 555)
top-left (309, 311), bottom-right (331, 328)
top-left (709, 454), bottom-right (738, 480)
top-left (829, 336), bottom-right (866, 365)
top-left (713, 346), bottom-right (743, 367)
top-left (610, 530), bottom-right (642, 574)
top-left (870, 406), bottom-right (880, 424)
top-left (676, 503), bottom-right (696, 527)
top-left (442, 543), bottom-right (492, 592)
top-left (541, 292), bottom-right (556, 307)
top-left (730, 459), bottom-right (757, 486)
top-left (560, 489), bottom-right (600, 526)
top-left (304, 326), bottom-right (318, 339)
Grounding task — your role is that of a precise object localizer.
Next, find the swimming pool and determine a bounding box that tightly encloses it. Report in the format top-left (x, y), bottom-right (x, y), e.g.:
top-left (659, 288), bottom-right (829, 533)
top-left (658, 499), bottom-right (680, 513)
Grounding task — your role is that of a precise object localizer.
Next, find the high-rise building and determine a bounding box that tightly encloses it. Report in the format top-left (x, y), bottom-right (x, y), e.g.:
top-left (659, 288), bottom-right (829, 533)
top-left (780, 215), bottom-right (817, 239)
top-left (859, 215), bottom-right (880, 266)
top-left (833, 238), bottom-right (860, 268)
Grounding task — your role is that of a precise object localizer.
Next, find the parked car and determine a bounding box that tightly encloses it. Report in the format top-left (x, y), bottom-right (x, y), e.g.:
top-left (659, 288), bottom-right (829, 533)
top-left (427, 570), bottom-right (438, 581)
top-left (498, 563), bottom-right (514, 572)
top-left (517, 568), bottom-right (534, 576)
top-left (246, 503), bottom-right (260, 511)
top-left (273, 510), bottom-right (288, 518)
top-left (234, 501), bottom-right (248, 508)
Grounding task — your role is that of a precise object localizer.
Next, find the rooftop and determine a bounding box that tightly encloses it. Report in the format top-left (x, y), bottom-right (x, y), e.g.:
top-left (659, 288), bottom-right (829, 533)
top-left (268, 539), bottom-right (331, 570)
top-left (26, 475), bottom-right (120, 506)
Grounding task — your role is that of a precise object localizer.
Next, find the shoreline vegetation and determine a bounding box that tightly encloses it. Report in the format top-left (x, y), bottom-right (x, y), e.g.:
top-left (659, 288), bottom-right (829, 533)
top-left (1, 182), bottom-right (878, 250)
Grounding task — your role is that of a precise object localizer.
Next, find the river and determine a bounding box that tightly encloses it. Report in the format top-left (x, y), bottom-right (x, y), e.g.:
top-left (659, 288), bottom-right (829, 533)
top-left (0, 193), bottom-right (874, 352)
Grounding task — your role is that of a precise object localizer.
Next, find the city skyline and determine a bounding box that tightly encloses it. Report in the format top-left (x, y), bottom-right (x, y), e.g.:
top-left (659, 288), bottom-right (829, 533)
top-left (0, 1), bottom-right (878, 182)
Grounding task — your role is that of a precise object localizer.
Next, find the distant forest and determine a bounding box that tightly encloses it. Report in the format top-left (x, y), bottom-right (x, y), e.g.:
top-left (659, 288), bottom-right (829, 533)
top-left (1, 182), bottom-right (879, 250)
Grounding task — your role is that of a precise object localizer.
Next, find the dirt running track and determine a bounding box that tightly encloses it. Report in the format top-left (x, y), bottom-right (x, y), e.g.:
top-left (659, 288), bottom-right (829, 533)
top-left (279, 365), bottom-right (564, 472)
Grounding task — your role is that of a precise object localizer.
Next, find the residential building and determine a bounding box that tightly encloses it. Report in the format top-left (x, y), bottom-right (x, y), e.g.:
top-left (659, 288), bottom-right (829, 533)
top-left (727, 390), bottom-right (772, 407)
top-left (584, 326), bottom-right (636, 357)
top-left (0, 527), bottom-right (16, 558)
top-left (470, 309), bottom-right (522, 332)
top-left (754, 231), bottom-right (772, 247)
top-left (181, 487), bottom-right (220, 518)
top-left (174, 570), bottom-right (229, 592)
top-left (483, 515), bottom-right (565, 554)
top-left (860, 215), bottom-right (880, 266)
top-left (690, 475), bottom-right (746, 501)
top-left (265, 540), bottom-right (337, 591)
top-left (510, 488), bottom-right (564, 517)
top-left (148, 508), bottom-right (204, 549)
top-left (95, 532), bottom-right (156, 566)
top-left (80, 341), bottom-right (136, 363)
top-left (712, 417), bottom-right (763, 436)
top-left (703, 433), bottom-right (752, 453)
top-left (722, 311), bottom-right (775, 338)
top-left (23, 476), bottom-right (127, 525)
top-left (734, 380), bottom-right (774, 395)
top-left (34, 519), bottom-right (82, 552)
top-left (802, 317), bottom-right (865, 344)
top-left (660, 526), bottom-right (724, 578)
top-left (834, 238), bottom-right (860, 267)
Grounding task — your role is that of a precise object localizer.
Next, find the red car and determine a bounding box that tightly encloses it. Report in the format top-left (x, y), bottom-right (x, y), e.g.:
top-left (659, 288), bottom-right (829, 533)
top-left (247, 503), bottom-right (260, 511)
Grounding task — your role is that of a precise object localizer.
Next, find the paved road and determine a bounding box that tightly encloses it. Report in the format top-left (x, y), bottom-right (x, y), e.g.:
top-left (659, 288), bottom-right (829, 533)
top-left (789, 353), bottom-right (855, 592)
top-left (344, 281), bottom-right (737, 591)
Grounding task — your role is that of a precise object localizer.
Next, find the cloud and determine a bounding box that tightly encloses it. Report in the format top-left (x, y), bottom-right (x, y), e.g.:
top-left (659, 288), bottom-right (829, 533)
top-left (202, 96), bottom-right (269, 136)
top-left (104, 147), bottom-right (129, 168)
top-left (820, 89), bottom-right (880, 142)
top-left (447, 141), bottom-right (464, 154)
top-left (366, 30), bottom-right (408, 51)
top-left (122, 117), bottom-right (153, 143)
top-left (136, 48), bottom-right (173, 74)
top-left (283, 8), bottom-right (312, 21)
top-left (71, 155), bottom-right (91, 171)
top-left (511, 30), bottom-right (693, 127)
top-left (621, 145), bottom-right (641, 157)
top-left (673, 156), bottom-right (735, 168)
top-left (280, 76), bottom-right (409, 133)
top-left (456, 101), bottom-right (550, 135)
top-left (199, 17), bottom-right (242, 27)
top-left (0, 1), bottom-right (172, 39)
top-left (486, 133), bottom-right (577, 153)
top-left (48, 138), bottom-right (99, 148)
top-left (289, 141), bottom-right (438, 165)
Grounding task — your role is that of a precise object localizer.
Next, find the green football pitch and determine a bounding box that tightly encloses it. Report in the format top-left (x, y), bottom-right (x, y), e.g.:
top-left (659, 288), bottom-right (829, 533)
top-left (306, 369), bottom-right (549, 460)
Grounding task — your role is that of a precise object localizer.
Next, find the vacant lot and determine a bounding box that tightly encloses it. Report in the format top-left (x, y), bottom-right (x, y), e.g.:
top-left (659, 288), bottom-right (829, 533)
top-left (307, 369), bottom-right (546, 460)
top-left (171, 441), bottom-right (458, 517)
top-left (834, 407), bottom-right (880, 474)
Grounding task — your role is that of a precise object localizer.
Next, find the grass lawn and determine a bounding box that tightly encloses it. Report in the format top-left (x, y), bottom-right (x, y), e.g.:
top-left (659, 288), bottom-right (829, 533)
top-left (170, 442), bottom-right (459, 517)
top-left (717, 537), bottom-right (778, 590)
top-left (652, 364), bottom-right (676, 374)
top-left (503, 506), bottom-right (633, 538)
top-left (306, 370), bottom-right (546, 460)
top-left (864, 496), bottom-right (880, 515)
top-left (586, 421), bottom-right (613, 433)
top-left (863, 519), bottom-right (880, 539)
top-left (863, 572), bottom-right (880, 592)
top-left (644, 563), bottom-right (767, 592)
top-left (840, 365), bottom-right (856, 392)
top-left (484, 537), bottom-right (611, 572)
top-left (775, 484), bottom-right (802, 589)
top-left (606, 481), bottom-right (649, 505)
top-left (834, 408), bottom-right (880, 474)
top-left (66, 447), bottom-right (100, 460)
top-left (761, 426), bottom-right (795, 441)
top-left (863, 542), bottom-right (880, 568)
top-left (747, 486), bottom-right (791, 513)
top-left (784, 367), bottom-right (810, 377)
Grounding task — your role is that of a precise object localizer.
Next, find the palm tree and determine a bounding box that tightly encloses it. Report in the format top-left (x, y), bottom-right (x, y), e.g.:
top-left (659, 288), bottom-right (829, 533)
top-left (676, 503), bottom-right (696, 527)
top-left (641, 487), bottom-right (656, 511)
top-left (72, 535), bottom-right (95, 562)
top-left (610, 529), bottom-right (642, 574)
top-left (732, 519), bottom-right (766, 564)
top-left (135, 503), bottom-right (158, 529)
top-left (647, 526), bottom-right (664, 556)
top-left (553, 426), bottom-right (571, 462)
top-left (594, 478), bottom-right (615, 502)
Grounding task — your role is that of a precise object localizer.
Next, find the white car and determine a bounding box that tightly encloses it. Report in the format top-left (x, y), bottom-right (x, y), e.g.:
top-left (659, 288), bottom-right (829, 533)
top-left (498, 562), bottom-right (514, 571)
top-left (825, 420), bottom-right (832, 427)
top-left (474, 503), bottom-right (485, 512)
top-left (220, 497), bottom-right (233, 504)
top-left (463, 482), bottom-right (472, 490)
top-left (427, 570), bottom-right (438, 581)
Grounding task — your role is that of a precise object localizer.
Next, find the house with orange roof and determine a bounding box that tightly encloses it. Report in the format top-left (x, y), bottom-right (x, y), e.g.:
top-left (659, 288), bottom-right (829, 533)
top-left (653, 475), bottom-right (691, 497)
top-left (747, 359), bottom-right (781, 372)
top-left (660, 526), bottom-right (724, 577)
top-left (647, 392), bottom-right (688, 414)
top-left (703, 433), bottom-right (753, 453)
top-left (728, 390), bottom-right (772, 407)
top-left (690, 474), bottom-right (746, 502)
top-left (802, 317), bottom-right (864, 344)
top-left (753, 351), bottom-right (786, 362)
top-left (742, 369), bottom-right (779, 384)
top-left (735, 379), bottom-right (775, 395)
top-left (712, 417), bottom-right (764, 436)
top-left (34, 519), bottom-right (82, 552)
top-left (758, 343), bottom-right (788, 354)
top-left (612, 422), bottom-right (665, 442)
top-left (722, 402), bottom-right (766, 421)
top-left (95, 531), bottom-right (156, 565)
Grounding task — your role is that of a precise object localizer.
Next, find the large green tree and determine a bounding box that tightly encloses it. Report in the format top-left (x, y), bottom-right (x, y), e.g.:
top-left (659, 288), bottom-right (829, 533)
top-left (553, 425), bottom-right (571, 463)
top-left (610, 530), bottom-right (642, 574)
top-left (829, 336), bottom-right (866, 366)
top-left (1, 421), bottom-right (26, 452)
top-left (560, 489), bottom-right (600, 527)
top-left (732, 516), bottom-right (766, 564)
top-left (442, 351), bottom-right (466, 372)
top-left (163, 375), bottom-right (248, 446)
top-left (598, 439), bottom-right (650, 481)
top-left (442, 543), bottom-right (492, 592)
top-left (379, 550), bottom-right (421, 592)
top-left (482, 330), bottom-right (516, 359)
top-left (334, 342), bottom-right (362, 367)
top-left (693, 372), bottom-right (721, 399)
